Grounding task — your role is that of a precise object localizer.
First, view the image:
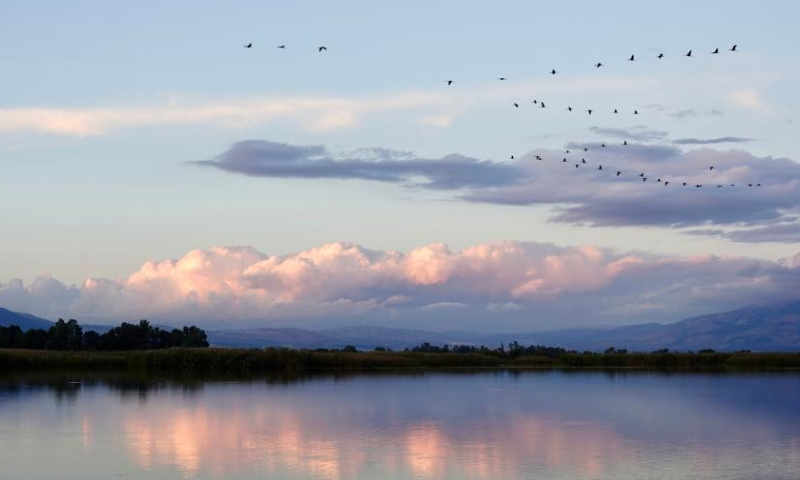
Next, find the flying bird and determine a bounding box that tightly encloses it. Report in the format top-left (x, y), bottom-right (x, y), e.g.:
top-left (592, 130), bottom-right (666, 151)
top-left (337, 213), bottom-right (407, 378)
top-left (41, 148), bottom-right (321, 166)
top-left (513, 102), bottom-right (519, 108)
top-left (587, 109), bottom-right (593, 115)
top-left (685, 49), bottom-right (692, 57)
top-left (613, 109), bottom-right (618, 114)
top-left (633, 110), bottom-right (639, 115)
top-left (711, 47), bottom-right (720, 54)
top-left (665, 181), bottom-right (670, 186)
top-left (535, 155), bottom-right (543, 161)
top-left (623, 140), bottom-right (628, 145)
top-left (598, 165), bottom-right (603, 170)
top-left (643, 177), bottom-right (648, 182)
top-left (582, 158), bottom-right (587, 164)
top-left (510, 155), bottom-right (515, 160)
top-left (447, 80), bottom-right (454, 85)
top-left (244, 43), bottom-right (253, 48)
top-left (601, 143), bottom-right (606, 147)
top-left (730, 44), bottom-right (738, 52)
top-left (639, 173), bottom-right (645, 177)
top-left (541, 102), bottom-right (546, 108)
top-left (567, 106), bottom-right (572, 111)
top-left (657, 53), bottom-right (665, 59)
top-left (616, 171), bottom-right (621, 177)
top-left (498, 77), bottom-right (507, 81)
top-left (709, 166), bottom-right (714, 170)
top-left (596, 62), bottom-right (603, 68)
top-left (628, 54), bottom-right (635, 61)
top-left (318, 46), bottom-right (327, 52)
top-left (550, 69), bottom-right (557, 75)
top-left (277, 44), bottom-right (286, 49)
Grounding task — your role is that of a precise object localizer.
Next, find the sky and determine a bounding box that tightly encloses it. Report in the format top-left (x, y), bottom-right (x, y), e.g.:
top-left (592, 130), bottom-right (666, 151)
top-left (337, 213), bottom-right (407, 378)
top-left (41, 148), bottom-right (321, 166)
top-left (1, 0), bottom-right (800, 331)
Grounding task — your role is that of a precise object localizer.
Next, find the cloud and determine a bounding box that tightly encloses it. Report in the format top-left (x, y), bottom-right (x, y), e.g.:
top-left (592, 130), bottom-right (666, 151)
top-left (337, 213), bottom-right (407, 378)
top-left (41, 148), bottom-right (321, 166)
top-left (730, 89), bottom-right (767, 111)
top-left (689, 222), bottom-right (800, 244)
top-left (589, 126), bottom-right (668, 142)
top-left (2, 242), bottom-right (800, 329)
top-left (0, 92), bottom-right (447, 136)
top-left (667, 109), bottom-right (725, 119)
top-left (193, 140), bottom-right (523, 190)
top-left (197, 140), bottom-right (800, 235)
top-left (418, 114), bottom-right (454, 128)
top-left (673, 137), bottom-right (753, 145)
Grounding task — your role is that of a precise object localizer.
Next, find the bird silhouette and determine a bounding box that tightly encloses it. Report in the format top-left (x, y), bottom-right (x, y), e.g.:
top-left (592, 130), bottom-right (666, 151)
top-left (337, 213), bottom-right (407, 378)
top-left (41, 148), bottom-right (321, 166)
top-left (244, 43), bottom-right (253, 48)
top-left (513, 103), bottom-right (519, 108)
top-left (277, 45), bottom-right (286, 49)
top-left (657, 53), bottom-right (665, 59)
top-left (596, 62), bottom-right (603, 68)
top-left (639, 173), bottom-right (645, 177)
top-left (623, 140), bottom-right (628, 145)
top-left (567, 106), bottom-right (573, 111)
top-left (498, 77), bottom-right (507, 81)
top-left (709, 166), bottom-right (714, 170)
top-left (598, 165), bottom-right (603, 170)
top-left (575, 164), bottom-right (580, 169)
top-left (643, 177), bottom-right (648, 182)
top-left (535, 155), bottom-right (543, 161)
top-left (587, 109), bottom-right (593, 115)
top-left (633, 110), bottom-right (639, 115)
top-left (616, 171), bottom-right (621, 177)
top-left (601, 143), bottom-right (606, 147)
top-left (583, 147), bottom-right (589, 152)
top-left (657, 178), bottom-right (661, 183)
top-left (613, 109), bottom-right (619, 114)
top-left (582, 158), bottom-right (587, 164)
top-left (541, 102), bottom-right (546, 108)
top-left (628, 54), bottom-right (635, 61)
top-left (711, 47), bottom-right (720, 54)
top-left (550, 69), bottom-right (557, 75)
top-left (510, 155), bottom-right (514, 159)
top-left (685, 49), bottom-right (692, 57)
top-left (447, 80), bottom-right (454, 85)
top-left (563, 158), bottom-right (568, 162)
top-left (318, 46), bottom-right (327, 52)
top-left (683, 182), bottom-right (688, 186)
top-left (532, 99), bottom-right (538, 104)
top-left (665, 181), bottom-right (670, 186)
top-left (730, 44), bottom-right (738, 52)
top-left (566, 150), bottom-right (571, 154)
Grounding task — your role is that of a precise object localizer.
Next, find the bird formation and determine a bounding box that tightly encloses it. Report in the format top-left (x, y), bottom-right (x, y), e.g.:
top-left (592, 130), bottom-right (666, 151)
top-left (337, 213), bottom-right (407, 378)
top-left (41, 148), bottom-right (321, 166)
top-left (241, 40), bottom-right (764, 190)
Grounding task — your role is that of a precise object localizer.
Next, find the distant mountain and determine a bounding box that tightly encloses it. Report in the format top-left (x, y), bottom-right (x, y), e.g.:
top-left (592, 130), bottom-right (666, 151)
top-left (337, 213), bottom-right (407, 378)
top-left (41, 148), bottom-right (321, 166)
top-left (0, 308), bottom-right (53, 330)
top-left (208, 301), bottom-right (800, 352)
top-left (0, 308), bottom-right (113, 333)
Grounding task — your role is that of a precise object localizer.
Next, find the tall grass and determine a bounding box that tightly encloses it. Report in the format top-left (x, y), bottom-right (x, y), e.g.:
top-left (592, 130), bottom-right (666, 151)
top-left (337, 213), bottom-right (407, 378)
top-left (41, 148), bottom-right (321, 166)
top-left (1, 348), bottom-right (799, 375)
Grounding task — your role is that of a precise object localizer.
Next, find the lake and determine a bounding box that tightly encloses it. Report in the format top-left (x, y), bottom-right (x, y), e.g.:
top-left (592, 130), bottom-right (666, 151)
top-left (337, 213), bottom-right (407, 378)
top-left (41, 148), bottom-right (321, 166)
top-left (1, 371), bottom-right (799, 480)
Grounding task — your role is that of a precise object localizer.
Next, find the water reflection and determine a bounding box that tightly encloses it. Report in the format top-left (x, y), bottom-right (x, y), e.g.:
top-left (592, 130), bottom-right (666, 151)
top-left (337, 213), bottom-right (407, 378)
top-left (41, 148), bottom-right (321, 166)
top-left (1, 371), bottom-right (799, 480)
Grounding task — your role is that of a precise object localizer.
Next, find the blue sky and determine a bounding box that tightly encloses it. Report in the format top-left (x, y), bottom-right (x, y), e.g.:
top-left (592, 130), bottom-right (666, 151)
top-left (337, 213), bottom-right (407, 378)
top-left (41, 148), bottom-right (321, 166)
top-left (1, 1), bottom-right (799, 329)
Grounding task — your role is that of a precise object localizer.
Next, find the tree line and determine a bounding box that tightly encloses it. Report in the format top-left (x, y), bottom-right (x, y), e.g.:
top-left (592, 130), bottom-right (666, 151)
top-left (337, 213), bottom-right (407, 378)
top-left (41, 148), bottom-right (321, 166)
top-left (0, 319), bottom-right (209, 351)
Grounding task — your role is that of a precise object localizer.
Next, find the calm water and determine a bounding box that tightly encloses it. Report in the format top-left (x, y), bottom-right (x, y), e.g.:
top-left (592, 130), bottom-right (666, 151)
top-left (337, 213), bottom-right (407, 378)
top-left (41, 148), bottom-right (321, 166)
top-left (1, 371), bottom-right (799, 480)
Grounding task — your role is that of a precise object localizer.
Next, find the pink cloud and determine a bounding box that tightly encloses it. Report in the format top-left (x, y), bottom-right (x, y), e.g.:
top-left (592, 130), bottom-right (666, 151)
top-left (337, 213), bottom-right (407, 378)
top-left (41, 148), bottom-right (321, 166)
top-left (1, 241), bottom-right (799, 329)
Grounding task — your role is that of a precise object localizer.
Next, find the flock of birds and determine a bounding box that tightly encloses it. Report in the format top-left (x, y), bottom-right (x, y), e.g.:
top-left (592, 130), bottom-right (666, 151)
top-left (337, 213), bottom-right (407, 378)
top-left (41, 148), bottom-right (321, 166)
top-left (242, 42), bottom-right (763, 190)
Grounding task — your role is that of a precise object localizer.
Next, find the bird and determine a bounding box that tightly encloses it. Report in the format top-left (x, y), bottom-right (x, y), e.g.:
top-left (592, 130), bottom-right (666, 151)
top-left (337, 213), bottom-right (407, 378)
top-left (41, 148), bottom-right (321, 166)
top-left (244, 42), bottom-right (253, 48)
top-left (683, 182), bottom-right (688, 186)
top-left (550, 69), bottom-right (557, 75)
top-left (540, 102), bottom-right (546, 108)
top-left (513, 102), bottom-right (519, 108)
top-left (639, 173), bottom-right (645, 177)
top-left (711, 47), bottom-right (720, 54)
top-left (582, 158), bottom-right (587, 164)
top-left (730, 44), bottom-right (738, 52)
top-left (657, 53), bottom-right (665, 59)
top-left (563, 158), bottom-right (568, 162)
top-left (583, 147), bottom-right (589, 152)
top-left (633, 110), bottom-right (639, 115)
top-left (601, 143), bottom-right (606, 148)
top-left (596, 62), bottom-right (603, 68)
top-left (665, 181), bottom-right (670, 186)
top-left (696, 184), bottom-right (702, 188)
top-left (446, 80), bottom-right (454, 85)
top-left (532, 99), bottom-right (538, 104)
top-left (566, 150), bottom-right (571, 154)
top-left (498, 77), bottom-right (507, 81)
top-left (628, 54), bottom-right (635, 61)
top-left (616, 171), bottom-right (622, 177)
top-left (623, 140), bottom-right (628, 146)
top-left (318, 46), bottom-right (327, 52)
top-left (709, 166), bottom-right (714, 171)
top-left (613, 109), bottom-right (619, 114)
top-left (510, 155), bottom-right (515, 160)
top-left (587, 109), bottom-right (593, 115)
top-left (643, 177), bottom-right (648, 182)
top-left (567, 106), bottom-right (573, 112)
top-left (598, 165), bottom-right (603, 170)
top-left (685, 49), bottom-right (693, 57)
top-left (717, 185), bottom-right (723, 188)
top-left (575, 164), bottom-right (580, 169)
top-left (748, 184), bottom-right (753, 187)
top-left (277, 45), bottom-right (286, 49)
top-left (535, 155), bottom-right (543, 161)
top-left (757, 183), bottom-right (762, 187)
top-left (657, 178), bottom-right (662, 183)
